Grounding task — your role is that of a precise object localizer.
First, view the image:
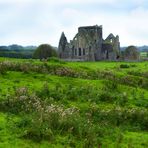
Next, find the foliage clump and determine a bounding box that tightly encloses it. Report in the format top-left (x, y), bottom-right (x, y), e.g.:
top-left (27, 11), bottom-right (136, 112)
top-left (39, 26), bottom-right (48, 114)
top-left (120, 64), bottom-right (130, 68)
top-left (33, 44), bottom-right (57, 60)
top-left (124, 46), bottom-right (140, 60)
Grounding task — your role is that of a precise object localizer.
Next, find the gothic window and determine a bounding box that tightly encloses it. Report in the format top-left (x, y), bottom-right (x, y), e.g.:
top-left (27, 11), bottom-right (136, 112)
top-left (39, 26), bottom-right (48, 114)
top-left (79, 48), bottom-right (81, 56)
top-left (72, 46), bottom-right (74, 57)
top-left (106, 50), bottom-right (109, 59)
top-left (83, 48), bottom-right (85, 55)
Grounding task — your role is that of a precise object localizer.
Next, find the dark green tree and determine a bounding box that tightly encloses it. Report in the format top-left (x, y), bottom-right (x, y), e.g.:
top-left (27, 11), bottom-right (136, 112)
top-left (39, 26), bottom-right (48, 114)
top-left (124, 46), bottom-right (140, 60)
top-left (33, 44), bottom-right (57, 60)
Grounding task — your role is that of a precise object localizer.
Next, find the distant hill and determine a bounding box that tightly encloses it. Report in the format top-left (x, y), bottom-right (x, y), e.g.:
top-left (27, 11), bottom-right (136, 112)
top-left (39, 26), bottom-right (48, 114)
top-left (0, 44), bottom-right (37, 58)
top-left (0, 45), bottom-right (37, 51)
top-left (0, 44), bottom-right (58, 59)
top-left (138, 46), bottom-right (148, 52)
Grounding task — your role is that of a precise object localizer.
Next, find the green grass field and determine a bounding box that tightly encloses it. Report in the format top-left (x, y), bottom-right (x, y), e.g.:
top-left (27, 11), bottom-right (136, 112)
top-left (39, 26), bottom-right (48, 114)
top-left (0, 58), bottom-right (147, 147)
top-left (140, 52), bottom-right (148, 59)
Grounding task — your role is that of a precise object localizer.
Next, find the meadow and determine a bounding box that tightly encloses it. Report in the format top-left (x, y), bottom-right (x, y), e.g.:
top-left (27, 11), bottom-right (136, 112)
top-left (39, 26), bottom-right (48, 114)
top-left (0, 57), bottom-right (147, 148)
top-left (140, 52), bottom-right (148, 59)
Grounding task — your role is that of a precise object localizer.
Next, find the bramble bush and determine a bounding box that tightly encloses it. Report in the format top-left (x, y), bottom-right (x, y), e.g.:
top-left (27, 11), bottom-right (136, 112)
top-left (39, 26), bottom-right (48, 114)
top-left (0, 82), bottom-right (147, 147)
top-left (0, 86), bottom-right (101, 147)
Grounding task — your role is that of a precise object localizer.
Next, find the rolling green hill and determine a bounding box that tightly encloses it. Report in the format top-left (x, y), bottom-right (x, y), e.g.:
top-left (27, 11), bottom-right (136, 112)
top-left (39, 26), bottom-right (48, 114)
top-left (0, 58), bottom-right (147, 147)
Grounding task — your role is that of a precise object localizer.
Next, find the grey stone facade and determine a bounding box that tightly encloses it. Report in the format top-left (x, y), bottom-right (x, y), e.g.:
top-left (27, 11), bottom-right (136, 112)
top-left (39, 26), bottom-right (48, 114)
top-left (58, 25), bottom-right (120, 61)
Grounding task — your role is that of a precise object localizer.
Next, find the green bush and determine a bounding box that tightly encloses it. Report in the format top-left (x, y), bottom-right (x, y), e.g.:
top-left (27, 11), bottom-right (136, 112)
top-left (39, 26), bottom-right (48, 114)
top-left (33, 44), bottom-right (57, 60)
top-left (47, 57), bottom-right (66, 64)
top-left (120, 64), bottom-right (130, 68)
top-left (0, 62), bottom-right (8, 74)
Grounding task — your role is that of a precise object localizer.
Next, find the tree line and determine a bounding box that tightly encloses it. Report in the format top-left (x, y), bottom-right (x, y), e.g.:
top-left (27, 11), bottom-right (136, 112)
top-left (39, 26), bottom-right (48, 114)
top-left (0, 44), bottom-right (57, 59)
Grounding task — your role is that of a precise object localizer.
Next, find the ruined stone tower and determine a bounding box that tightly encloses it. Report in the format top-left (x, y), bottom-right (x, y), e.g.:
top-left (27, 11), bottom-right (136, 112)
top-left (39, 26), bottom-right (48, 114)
top-left (58, 25), bottom-right (120, 61)
top-left (58, 32), bottom-right (69, 59)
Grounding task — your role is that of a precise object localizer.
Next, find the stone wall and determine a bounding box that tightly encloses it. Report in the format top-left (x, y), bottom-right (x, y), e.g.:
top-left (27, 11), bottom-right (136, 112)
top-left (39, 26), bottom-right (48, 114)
top-left (58, 25), bottom-right (120, 61)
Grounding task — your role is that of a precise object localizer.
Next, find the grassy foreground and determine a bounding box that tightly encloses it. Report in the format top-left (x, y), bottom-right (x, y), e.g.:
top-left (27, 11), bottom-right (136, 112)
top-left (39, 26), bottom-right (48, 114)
top-left (0, 58), bottom-right (148, 147)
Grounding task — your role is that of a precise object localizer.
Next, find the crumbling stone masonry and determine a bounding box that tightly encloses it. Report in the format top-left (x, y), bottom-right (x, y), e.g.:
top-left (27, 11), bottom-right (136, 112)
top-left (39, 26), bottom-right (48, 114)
top-left (58, 25), bottom-right (120, 61)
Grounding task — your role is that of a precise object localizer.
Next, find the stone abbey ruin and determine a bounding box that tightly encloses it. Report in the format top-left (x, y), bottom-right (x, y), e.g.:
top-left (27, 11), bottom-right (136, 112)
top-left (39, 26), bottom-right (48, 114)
top-left (58, 25), bottom-right (120, 61)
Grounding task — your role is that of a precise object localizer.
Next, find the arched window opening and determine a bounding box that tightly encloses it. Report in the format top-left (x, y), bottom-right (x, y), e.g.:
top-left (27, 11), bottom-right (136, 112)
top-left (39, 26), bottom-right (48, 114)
top-left (79, 48), bottom-right (81, 56)
top-left (83, 48), bottom-right (85, 55)
top-left (72, 46), bottom-right (74, 57)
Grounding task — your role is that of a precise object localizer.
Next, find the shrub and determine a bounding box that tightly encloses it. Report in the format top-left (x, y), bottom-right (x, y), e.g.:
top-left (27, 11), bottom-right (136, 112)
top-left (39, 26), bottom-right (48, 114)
top-left (47, 57), bottom-right (66, 64)
top-left (2, 87), bottom-right (93, 141)
top-left (124, 46), bottom-right (140, 60)
top-left (103, 80), bottom-right (118, 91)
top-left (130, 64), bottom-right (137, 67)
top-left (120, 64), bottom-right (130, 68)
top-left (116, 92), bottom-right (128, 106)
top-left (0, 62), bottom-right (8, 74)
top-left (99, 91), bottom-right (118, 103)
top-left (33, 44), bottom-right (57, 60)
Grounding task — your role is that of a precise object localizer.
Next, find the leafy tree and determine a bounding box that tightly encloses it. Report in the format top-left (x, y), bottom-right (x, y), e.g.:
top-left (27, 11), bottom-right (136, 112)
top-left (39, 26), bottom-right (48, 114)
top-left (124, 46), bottom-right (140, 60)
top-left (33, 44), bottom-right (57, 60)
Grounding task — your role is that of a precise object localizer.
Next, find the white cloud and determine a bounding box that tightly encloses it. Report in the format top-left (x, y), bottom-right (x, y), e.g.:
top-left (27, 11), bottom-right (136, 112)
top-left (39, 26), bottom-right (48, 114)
top-left (49, 0), bottom-right (117, 5)
top-left (62, 8), bottom-right (80, 18)
top-left (130, 6), bottom-right (148, 18)
top-left (58, 5), bottom-right (148, 46)
top-left (0, 0), bottom-right (148, 46)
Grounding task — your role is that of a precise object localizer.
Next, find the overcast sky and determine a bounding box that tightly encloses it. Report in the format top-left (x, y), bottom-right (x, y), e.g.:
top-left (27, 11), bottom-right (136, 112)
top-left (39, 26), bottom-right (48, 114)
top-left (0, 0), bottom-right (148, 46)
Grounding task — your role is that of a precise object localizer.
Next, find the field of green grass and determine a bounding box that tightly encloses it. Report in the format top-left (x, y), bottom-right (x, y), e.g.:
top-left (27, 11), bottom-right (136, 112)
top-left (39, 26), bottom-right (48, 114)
top-left (0, 57), bottom-right (147, 147)
top-left (140, 52), bottom-right (148, 59)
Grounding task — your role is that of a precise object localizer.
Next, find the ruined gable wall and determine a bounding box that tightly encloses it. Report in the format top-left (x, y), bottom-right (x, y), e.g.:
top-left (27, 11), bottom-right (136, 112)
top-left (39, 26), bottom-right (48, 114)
top-left (103, 34), bottom-right (120, 60)
top-left (58, 32), bottom-right (70, 59)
